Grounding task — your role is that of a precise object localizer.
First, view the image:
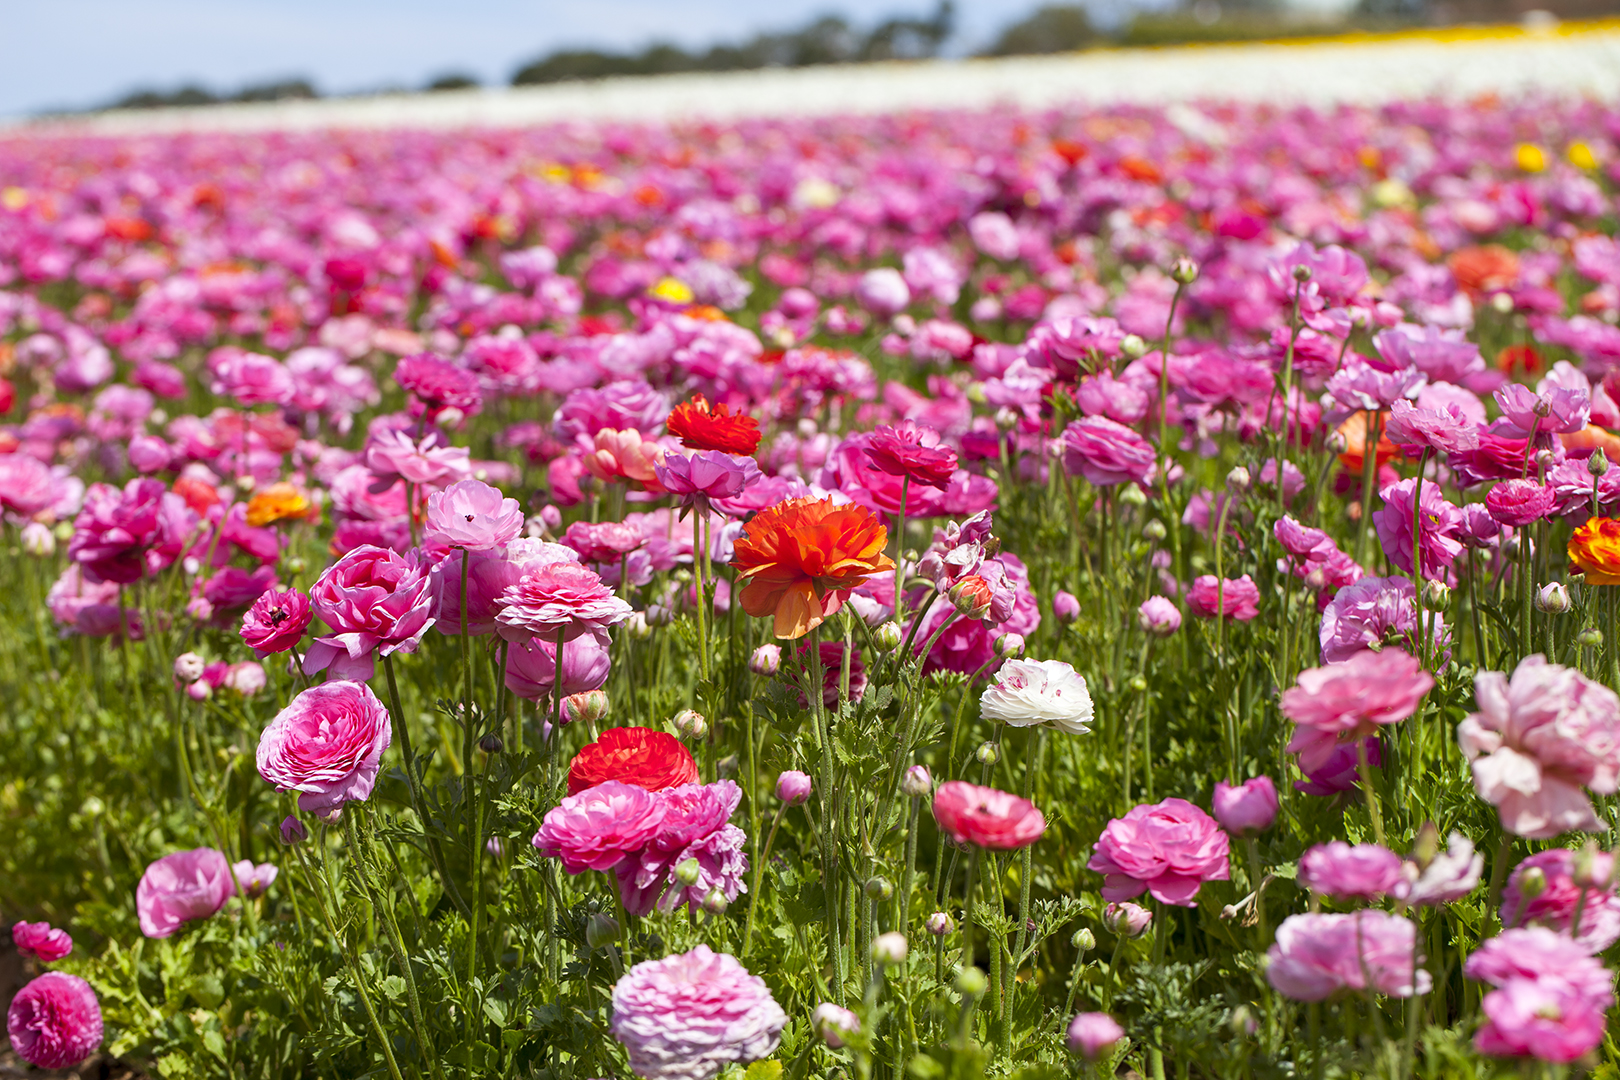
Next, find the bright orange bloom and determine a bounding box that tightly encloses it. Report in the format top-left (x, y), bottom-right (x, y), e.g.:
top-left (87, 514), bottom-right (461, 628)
top-left (733, 497), bottom-right (895, 639)
top-left (1448, 245), bottom-right (1520, 296)
top-left (666, 393), bottom-right (762, 456)
top-left (1334, 411), bottom-right (1398, 473)
top-left (245, 482), bottom-right (311, 527)
top-left (1569, 517), bottom-right (1620, 585)
top-left (172, 476), bottom-right (221, 515)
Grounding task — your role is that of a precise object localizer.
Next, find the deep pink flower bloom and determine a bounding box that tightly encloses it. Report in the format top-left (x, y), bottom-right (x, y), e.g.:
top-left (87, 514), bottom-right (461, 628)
top-left (12, 921), bottom-right (72, 962)
top-left (136, 847), bottom-right (234, 938)
top-left (1459, 655), bottom-right (1620, 839)
top-left (6, 972), bottom-right (102, 1069)
top-left (1211, 777), bottom-right (1278, 836)
top-left (424, 478), bottom-right (524, 550)
top-left (1495, 382), bottom-right (1590, 437)
top-left (615, 780), bottom-right (749, 916)
top-left (533, 779), bottom-right (667, 874)
top-left (1475, 979), bottom-right (1607, 1063)
top-left (1372, 478), bottom-right (1465, 581)
top-left (654, 450), bottom-right (763, 514)
top-left (239, 587), bottom-right (311, 657)
top-left (1088, 798), bottom-right (1230, 906)
top-left (1266, 912), bottom-right (1430, 1001)
top-left (1059, 416), bottom-right (1156, 487)
top-left (1185, 575), bottom-right (1260, 621)
top-left (1298, 841), bottom-right (1404, 900)
top-left (1465, 927), bottom-right (1615, 1002)
top-left (1067, 1013), bottom-right (1125, 1061)
top-left (1319, 575), bottom-right (1448, 663)
top-left (495, 562), bottom-right (632, 643)
top-left (1485, 478), bottom-right (1556, 527)
top-left (396, 353), bottom-right (482, 420)
top-left (562, 521), bottom-right (647, 564)
top-left (609, 945), bottom-right (786, 1080)
top-left (362, 429), bottom-right (471, 491)
top-left (210, 350), bottom-right (294, 406)
top-left (68, 478), bottom-right (197, 584)
top-left (1281, 649), bottom-right (1432, 774)
top-left (1501, 849), bottom-right (1620, 951)
top-left (504, 632), bottom-right (612, 701)
top-left (430, 538), bottom-right (580, 636)
top-left (304, 545), bottom-right (436, 680)
top-left (257, 681), bottom-right (392, 814)
top-left (776, 771), bottom-right (813, 805)
top-left (863, 420), bottom-right (959, 490)
top-left (932, 781), bottom-right (1046, 850)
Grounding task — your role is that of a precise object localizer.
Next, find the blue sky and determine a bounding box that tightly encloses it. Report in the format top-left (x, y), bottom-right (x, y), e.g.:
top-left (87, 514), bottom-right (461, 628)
top-left (4, 0), bottom-right (1067, 116)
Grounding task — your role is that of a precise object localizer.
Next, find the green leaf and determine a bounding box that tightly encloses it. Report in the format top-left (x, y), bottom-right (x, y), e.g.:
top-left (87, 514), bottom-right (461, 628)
top-left (745, 1062), bottom-right (784, 1080)
top-left (380, 975), bottom-right (407, 1001)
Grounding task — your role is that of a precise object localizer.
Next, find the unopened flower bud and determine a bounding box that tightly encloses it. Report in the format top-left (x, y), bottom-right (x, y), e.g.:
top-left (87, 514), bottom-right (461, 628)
top-left (1118, 483), bottom-right (1147, 507)
top-left (1120, 334), bottom-right (1148, 360)
top-left (562, 689), bottom-right (610, 725)
top-left (717, 753), bottom-right (739, 777)
top-left (1103, 901), bottom-right (1153, 937)
top-left (1536, 582), bottom-right (1571, 613)
top-left (865, 876), bottom-right (894, 901)
top-left (1142, 520), bottom-right (1167, 542)
top-left (586, 912), bottom-right (621, 949)
top-left (1573, 840), bottom-right (1613, 891)
top-left (702, 889), bottom-right (729, 915)
top-left (1422, 580), bottom-right (1451, 610)
top-left (812, 1002), bottom-right (861, 1048)
top-left (1170, 257), bottom-right (1199, 285)
top-left (672, 709), bottom-right (707, 739)
top-left (873, 622), bottom-right (903, 651)
top-left (956, 966), bottom-right (989, 995)
top-left (1128, 674), bottom-right (1147, 693)
top-left (749, 643), bottom-right (782, 675)
top-left (1230, 1005), bottom-right (1258, 1036)
top-left (1491, 292), bottom-right (1515, 314)
top-left (902, 764), bottom-right (933, 797)
top-left (927, 911), bottom-right (955, 936)
top-left (314, 806), bottom-right (342, 825)
top-left (1535, 449), bottom-right (1556, 473)
top-left (995, 632), bottom-right (1025, 657)
top-left (279, 816), bottom-right (307, 846)
top-left (1072, 928), bottom-right (1096, 953)
top-left (478, 732), bottom-right (504, 755)
top-left (1325, 430), bottom-right (1349, 454)
top-left (1518, 866), bottom-right (1547, 901)
top-left (1533, 398), bottom-right (1553, 418)
top-left (776, 770), bottom-right (813, 805)
top-left (872, 931), bottom-right (908, 964)
top-left (626, 612), bottom-right (651, 639)
top-left (1411, 821), bottom-right (1442, 871)
top-left (1590, 449), bottom-right (1611, 478)
top-left (19, 522), bottom-right (54, 557)
top-left (948, 575), bottom-right (994, 620)
top-left (976, 741), bottom-right (999, 766)
top-left (485, 837), bottom-right (507, 859)
top-left (174, 652), bottom-right (206, 682)
top-left (645, 604), bottom-right (674, 628)
top-left (1580, 627), bottom-right (1605, 648)
top-left (187, 680), bottom-right (213, 702)
top-left (1226, 466), bottom-right (1251, 493)
top-left (1292, 264), bottom-right (1313, 283)
top-left (994, 407), bottom-right (1019, 432)
top-left (1052, 590), bottom-right (1081, 622)
top-left (674, 858), bottom-right (702, 887)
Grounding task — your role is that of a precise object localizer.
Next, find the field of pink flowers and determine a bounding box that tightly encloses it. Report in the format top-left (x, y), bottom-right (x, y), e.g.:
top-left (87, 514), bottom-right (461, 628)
top-left (3, 94), bottom-right (1620, 1079)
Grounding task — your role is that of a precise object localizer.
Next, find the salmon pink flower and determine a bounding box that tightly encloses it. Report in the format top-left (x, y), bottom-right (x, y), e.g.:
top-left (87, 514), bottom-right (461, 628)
top-left (584, 428), bottom-right (667, 488)
top-left (732, 497), bottom-right (895, 639)
top-left (1088, 798), bottom-right (1230, 906)
top-left (932, 781), bottom-right (1046, 850)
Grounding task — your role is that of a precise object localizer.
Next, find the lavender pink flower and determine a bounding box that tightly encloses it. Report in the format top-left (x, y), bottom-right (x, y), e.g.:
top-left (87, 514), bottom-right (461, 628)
top-left (424, 478), bottom-right (524, 551)
top-left (1088, 798), bottom-right (1230, 906)
top-left (1281, 649), bottom-right (1432, 774)
top-left (1266, 912), bottom-right (1430, 1001)
top-left (1297, 841), bottom-right (1404, 900)
top-left (609, 945), bottom-right (786, 1080)
top-left (136, 847), bottom-right (234, 938)
top-left (1211, 777), bottom-right (1278, 836)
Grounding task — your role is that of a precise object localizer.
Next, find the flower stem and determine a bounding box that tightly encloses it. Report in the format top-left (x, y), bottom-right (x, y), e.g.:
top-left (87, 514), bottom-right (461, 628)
top-left (1358, 736), bottom-right (1385, 845)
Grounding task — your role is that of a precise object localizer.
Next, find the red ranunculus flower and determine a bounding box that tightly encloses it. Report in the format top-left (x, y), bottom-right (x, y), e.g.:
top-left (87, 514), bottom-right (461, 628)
top-left (666, 393), bottom-right (762, 455)
top-left (863, 420), bottom-right (958, 490)
top-left (567, 726), bottom-right (700, 796)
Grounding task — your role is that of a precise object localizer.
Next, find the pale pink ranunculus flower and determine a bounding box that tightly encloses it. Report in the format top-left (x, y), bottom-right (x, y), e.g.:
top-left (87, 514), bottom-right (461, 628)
top-left (1297, 841), bottom-right (1404, 900)
top-left (1088, 798), bottom-right (1230, 907)
top-left (1266, 911), bottom-right (1431, 1001)
top-left (584, 428), bottom-right (666, 488)
top-left (978, 657), bottom-right (1094, 735)
top-left (533, 779), bottom-right (667, 875)
top-left (1475, 979), bottom-right (1607, 1063)
top-left (1211, 777), bottom-right (1278, 836)
top-left (231, 860), bottom-right (278, 897)
top-left (1464, 927), bottom-right (1615, 1003)
top-left (1395, 832), bottom-right (1484, 906)
top-left (362, 429), bottom-right (471, 492)
top-left (1067, 1012), bottom-right (1125, 1061)
top-left (609, 945), bottom-right (786, 1080)
top-left (256, 681), bottom-right (392, 814)
top-left (494, 562), bottom-right (633, 644)
top-left (1458, 655), bottom-right (1620, 839)
top-left (303, 544), bottom-right (436, 680)
top-left (136, 848), bottom-right (234, 939)
top-left (1281, 649), bottom-right (1433, 774)
top-left (424, 478), bottom-right (524, 551)
top-left (430, 538), bottom-right (580, 637)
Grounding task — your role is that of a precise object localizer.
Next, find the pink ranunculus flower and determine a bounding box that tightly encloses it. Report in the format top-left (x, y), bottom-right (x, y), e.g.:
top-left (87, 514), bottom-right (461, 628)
top-left (211, 350), bottom-right (295, 406)
top-left (0, 452), bottom-right (63, 518)
top-left (1059, 416), bottom-right (1156, 488)
top-left (654, 449), bottom-right (762, 515)
top-left (1211, 776), bottom-right (1278, 836)
top-left (1475, 979), bottom-right (1607, 1063)
top-left (1395, 832), bottom-right (1484, 906)
top-left (1266, 912), bottom-right (1431, 1001)
top-left (864, 420), bottom-right (959, 490)
top-left (1137, 595), bottom-right (1182, 635)
top-left (429, 537), bottom-right (579, 637)
top-left (533, 779), bottom-right (667, 874)
top-left (1319, 575), bottom-right (1449, 664)
top-left (136, 847), bottom-right (234, 938)
top-left (584, 427), bottom-right (666, 488)
top-left (1500, 849), bottom-right (1620, 951)
top-left (256, 681), bottom-right (392, 814)
top-left (1372, 478), bottom-right (1465, 581)
top-left (1458, 655), bottom-right (1620, 839)
top-left (6, 972), bottom-right (103, 1069)
top-left (304, 544), bottom-right (436, 681)
top-left (1485, 478), bottom-right (1556, 528)
top-left (424, 478), bottom-right (524, 551)
top-left (1281, 649), bottom-right (1433, 774)
top-left (495, 562), bottom-right (633, 644)
top-left (932, 781), bottom-right (1046, 850)
top-left (1464, 927), bottom-right (1615, 1003)
top-left (1495, 381), bottom-right (1590, 437)
top-left (614, 780), bottom-right (749, 916)
top-left (610, 945), bottom-right (786, 1080)
top-left (1185, 574), bottom-right (1260, 621)
top-left (239, 586), bottom-right (312, 657)
top-left (505, 632), bottom-right (612, 702)
top-left (563, 520), bottom-right (647, 564)
top-left (362, 429), bottom-right (472, 491)
top-left (396, 352), bottom-right (482, 421)
top-left (68, 478), bottom-right (197, 585)
top-left (12, 921), bottom-right (72, 962)
top-left (1297, 841), bottom-right (1404, 900)
top-left (1383, 397), bottom-right (1480, 456)
top-left (1067, 1012), bottom-right (1125, 1061)
top-left (1088, 798), bottom-right (1230, 907)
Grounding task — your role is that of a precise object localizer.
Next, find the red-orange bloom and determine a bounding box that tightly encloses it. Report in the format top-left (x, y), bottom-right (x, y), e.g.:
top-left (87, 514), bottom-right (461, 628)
top-left (732, 497), bottom-right (895, 639)
top-left (666, 393), bottom-right (762, 456)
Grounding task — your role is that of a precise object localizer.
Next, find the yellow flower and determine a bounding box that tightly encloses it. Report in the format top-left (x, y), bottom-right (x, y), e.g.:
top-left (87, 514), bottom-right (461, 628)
top-left (1568, 517), bottom-right (1620, 586)
top-left (1514, 143), bottom-right (1547, 173)
top-left (245, 482), bottom-right (311, 528)
top-left (1, 187), bottom-right (26, 212)
top-left (1568, 141), bottom-right (1599, 170)
top-left (650, 277), bottom-right (694, 304)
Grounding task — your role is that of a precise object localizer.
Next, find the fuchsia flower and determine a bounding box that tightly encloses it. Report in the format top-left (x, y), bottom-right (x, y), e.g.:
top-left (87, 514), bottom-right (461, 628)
top-left (12, 921), bottom-right (72, 962)
top-left (533, 780), bottom-right (668, 874)
top-left (932, 781), bottom-right (1046, 850)
top-left (1088, 798), bottom-right (1230, 906)
top-left (1281, 649), bottom-right (1432, 774)
top-left (1297, 841), bottom-right (1404, 900)
top-left (304, 545), bottom-right (436, 680)
top-left (654, 450), bottom-right (762, 515)
top-left (6, 972), bottom-right (102, 1069)
top-left (1185, 575), bottom-right (1260, 621)
top-left (615, 780), bottom-right (750, 916)
top-left (1059, 417), bottom-right (1156, 487)
top-left (429, 538), bottom-right (580, 636)
top-left (1494, 382), bottom-right (1590, 437)
top-left (1372, 478), bottom-right (1465, 581)
top-left (68, 478), bottom-right (196, 584)
top-left (1475, 979), bottom-right (1608, 1063)
top-left (424, 478), bottom-right (524, 550)
top-left (239, 587), bottom-right (311, 657)
top-left (136, 848), bottom-right (234, 938)
top-left (863, 420), bottom-right (959, 490)
top-left (1500, 849), bottom-right (1620, 951)
top-left (1383, 397), bottom-right (1480, 455)
top-left (495, 561), bottom-right (632, 643)
top-left (1266, 912), bottom-right (1430, 1001)
top-left (562, 520), bottom-right (646, 563)
top-left (396, 353), bottom-right (482, 421)
top-left (1485, 478), bottom-right (1555, 527)
top-left (609, 945), bottom-right (786, 1080)
top-left (505, 633), bottom-right (612, 701)
top-left (256, 681), bottom-right (392, 814)
top-left (1458, 655), bottom-right (1620, 839)
top-left (1319, 575), bottom-right (1448, 663)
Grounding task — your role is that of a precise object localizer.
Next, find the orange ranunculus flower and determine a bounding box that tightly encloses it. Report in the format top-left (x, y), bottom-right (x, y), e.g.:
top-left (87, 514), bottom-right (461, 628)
top-left (1334, 411), bottom-right (1398, 473)
top-left (1569, 517), bottom-right (1620, 585)
top-left (245, 482), bottom-right (311, 527)
top-left (667, 393), bottom-right (762, 456)
top-left (733, 497), bottom-right (895, 639)
top-left (1447, 245), bottom-right (1520, 296)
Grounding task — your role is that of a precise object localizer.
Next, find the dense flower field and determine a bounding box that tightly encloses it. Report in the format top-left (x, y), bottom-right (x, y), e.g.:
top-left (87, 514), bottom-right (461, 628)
top-left (3, 93), bottom-right (1620, 1079)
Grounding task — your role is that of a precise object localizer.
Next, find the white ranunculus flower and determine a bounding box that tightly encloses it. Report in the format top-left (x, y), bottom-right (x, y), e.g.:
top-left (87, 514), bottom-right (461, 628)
top-left (979, 658), bottom-right (1094, 734)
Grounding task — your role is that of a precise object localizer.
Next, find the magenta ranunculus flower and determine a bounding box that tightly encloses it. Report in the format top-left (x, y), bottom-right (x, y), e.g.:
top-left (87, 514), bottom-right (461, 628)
top-left (1319, 575), bottom-right (1449, 664)
top-left (1485, 478), bottom-right (1555, 528)
top-left (6, 972), bottom-right (103, 1069)
top-left (863, 420), bottom-right (959, 490)
top-left (1088, 798), bottom-right (1230, 906)
top-left (424, 478), bottom-right (524, 551)
top-left (1475, 978), bottom-right (1607, 1063)
top-left (1464, 927), bottom-right (1615, 1004)
top-left (1500, 849), bottom-right (1620, 951)
top-left (504, 632), bottom-right (612, 701)
top-left (1281, 649), bottom-right (1433, 774)
top-left (68, 478), bottom-right (197, 585)
top-left (1211, 777), bottom-right (1278, 836)
top-left (562, 520), bottom-right (647, 563)
top-left (533, 780), bottom-right (667, 875)
top-left (12, 920), bottom-right (72, 962)
top-left (1185, 575), bottom-right (1260, 621)
top-left (615, 780), bottom-right (749, 916)
top-left (1059, 416), bottom-right (1156, 488)
top-left (1266, 912), bottom-right (1430, 1001)
top-left (1459, 655), bottom-right (1620, 839)
top-left (239, 586), bottom-right (312, 658)
top-left (1297, 841), bottom-right (1404, 900)
top-left (609, 945), bottom-right (786, 1080)
top-left (495, 562), bottom-right (633, 644)
top-left (256, 681), bottom-right (393, 814)
top-left (396, 352), bottom-right (483, 421)
top-left (136, 847), bottom-right (234, 938)
top-left (932, 780), bottom-right (1046, 850)
top-left (1372, 478), bottom-right (1465, 582)
top-left (654, 449), bottom-right (763, 516)
top-left (304, 544), bottom-right (436, 681)
top-left (1295, 737), bottom-right (1382, 796)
